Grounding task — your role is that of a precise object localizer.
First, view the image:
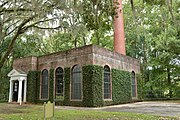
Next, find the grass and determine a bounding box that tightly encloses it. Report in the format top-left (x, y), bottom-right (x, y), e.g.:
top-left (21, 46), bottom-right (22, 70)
top-left (158, 100), bottom-right (180, 103)
top-left (0, 103), bottom-right (179, 120)
top-left (147, 100), bottom-right (180, 104)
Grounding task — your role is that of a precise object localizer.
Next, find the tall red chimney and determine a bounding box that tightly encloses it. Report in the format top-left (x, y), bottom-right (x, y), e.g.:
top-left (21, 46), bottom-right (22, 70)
top-left (114, 0), bottom-right (126, 55)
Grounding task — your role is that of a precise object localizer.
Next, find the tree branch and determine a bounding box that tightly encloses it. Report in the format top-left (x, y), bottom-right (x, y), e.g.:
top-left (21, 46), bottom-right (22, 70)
top-left (5, 20), bottom-right (21, 36)
top-left (21, 17), bottom-right (60, 32)
top-left (0, 20), bottom-right (3, 43)
top-left (0, 8), bottom-right (32, 13)
top-left (33, 25), bottom-right (62, 30)
top-left (0, 1), bottom-right (9, 8)
top-left (0, 14), bottom-right (37, 69)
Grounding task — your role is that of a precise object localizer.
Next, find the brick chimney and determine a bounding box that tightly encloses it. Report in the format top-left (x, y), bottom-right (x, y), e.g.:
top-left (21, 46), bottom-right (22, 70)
top-left (114, 0), bottom-right (126, 55)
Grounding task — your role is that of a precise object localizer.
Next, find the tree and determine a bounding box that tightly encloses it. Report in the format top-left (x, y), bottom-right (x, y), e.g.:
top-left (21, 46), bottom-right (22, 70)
top-left (0, 0), bottom-right (68, 70)
top-left (124, 0), bottom-right (180, 98)
top-left (81, 0), bottom-right (114, 45)
top-left (0, 0), bottom-right (116, 70)
top-left (13, 34), bottom-right (43, 58)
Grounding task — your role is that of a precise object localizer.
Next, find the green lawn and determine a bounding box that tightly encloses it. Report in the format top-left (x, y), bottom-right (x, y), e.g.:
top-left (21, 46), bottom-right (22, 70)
top-left (155, 100), bottom-right (180, 104)
top-left (0, 103), bottom-right (179, 120)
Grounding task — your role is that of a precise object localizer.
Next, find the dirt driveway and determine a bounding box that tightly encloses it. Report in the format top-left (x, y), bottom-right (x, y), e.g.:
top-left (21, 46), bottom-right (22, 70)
top-left (56, 102), bottom-right (180, 117)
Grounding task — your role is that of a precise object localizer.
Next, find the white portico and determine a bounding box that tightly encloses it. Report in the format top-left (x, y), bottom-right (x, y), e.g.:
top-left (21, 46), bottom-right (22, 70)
top-left (8, 69), bottom-right (27, 103)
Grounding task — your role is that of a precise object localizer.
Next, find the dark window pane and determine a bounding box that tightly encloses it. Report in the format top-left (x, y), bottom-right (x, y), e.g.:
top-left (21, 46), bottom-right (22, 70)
top-left (55, 67), bottom-right (64, 100)
top-left (71, 65), bottom-right (82, 100)
top-left (132, 85), bottom-right (136, 97)
top-left (132, 71), bottom-right (136, 97)
top-left (104, 65), bottom-right (111, 99)
top-left (41, 69), bottom-right (48, 99)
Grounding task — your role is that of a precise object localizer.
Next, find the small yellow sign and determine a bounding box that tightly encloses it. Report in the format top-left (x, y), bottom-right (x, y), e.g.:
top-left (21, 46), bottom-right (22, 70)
top-left (44, 101), bottom-right (54, 119)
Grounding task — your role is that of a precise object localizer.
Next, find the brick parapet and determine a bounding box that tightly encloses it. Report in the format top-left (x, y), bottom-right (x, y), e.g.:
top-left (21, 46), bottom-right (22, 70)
top-left (13, 56), bottom-right (38, 73)
top-left (92, 45), bottom-right (140, 73)
top-left (37, 45), bottom-right (94, 71)
top-left (13, 45), bottom-right (140, 73)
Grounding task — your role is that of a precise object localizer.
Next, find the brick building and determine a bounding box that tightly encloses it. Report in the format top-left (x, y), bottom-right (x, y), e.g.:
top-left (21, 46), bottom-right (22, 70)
top-left (7, 0), bottom-right (141, 106)
top-left (8, 45), bottom-right (140, 106)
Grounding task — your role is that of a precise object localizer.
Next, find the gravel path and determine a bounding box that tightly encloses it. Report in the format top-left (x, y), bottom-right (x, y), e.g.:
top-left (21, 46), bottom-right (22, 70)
top-left (100, 102), bottom-right (180, 117)
top-left (55, 102), bottom-right (180, 117)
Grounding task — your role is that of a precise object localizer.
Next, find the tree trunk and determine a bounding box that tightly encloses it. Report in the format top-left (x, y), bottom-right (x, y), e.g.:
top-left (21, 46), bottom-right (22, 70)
top-left (74, 37), bottom-right (77, 48)
top-left (166, 0), bottom-right (174, 22)
top-left (130, 0), bottom-right (136, 21)
top-left (0, 15), bottom-right (36, 70)
top-left (0, 31), bottom-right (20, 70)
top-left (83, 36), bottom-right (86, 46)
top-left (0, 20), bottom-right (3, 44)
top-left (167, 67), bottom-right (172, 98)
top-left (95, 1), bottom-right (100, 45)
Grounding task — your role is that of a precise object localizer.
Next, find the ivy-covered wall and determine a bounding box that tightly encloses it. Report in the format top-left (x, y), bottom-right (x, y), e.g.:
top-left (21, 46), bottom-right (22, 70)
top-left (63, 67), bottom-right (71, 105)
top-left (27, 71), bottom-right (40, 103)
top-left (36, 71), bottom-right (40, 103)
top-left (82, 65), bottom-right (103, 107)
top-left (27, 69), bottom-right (54, 104)
top-left (82, 65), bottom-right (94, 106)
top-left (111, 69), bottom-right (132, 105)
top-left (27, 65), bottom-right (141, 106)
top-left (137, 73), bottom-right (143, 100)
top-left (49, 69), bottom-right (54, 102)
top-left (62, 67), bottom-right (82, 106)
top-left (58, 65), bottom-right (103, 107)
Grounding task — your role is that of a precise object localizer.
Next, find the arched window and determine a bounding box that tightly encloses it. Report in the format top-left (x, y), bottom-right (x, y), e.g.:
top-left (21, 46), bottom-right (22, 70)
top-left (41, 69), bottom-right (48, 99)
top-left (55, 67), bottom-right (64, 100)
top-left (132, 71), bottom-right (137, 98)
top-left (104, 65), bottom-right (111, 99)
top-left (71, 65), bottom-right (82, 100)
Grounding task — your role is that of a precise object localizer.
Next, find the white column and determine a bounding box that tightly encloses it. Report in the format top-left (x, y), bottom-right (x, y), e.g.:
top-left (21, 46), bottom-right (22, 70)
top-left (23, 80), bottom-right (27, 102)
top-left (8, 80), bottom-right (13, 102)
top-left (18, 80), bottom-right (23, 103)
